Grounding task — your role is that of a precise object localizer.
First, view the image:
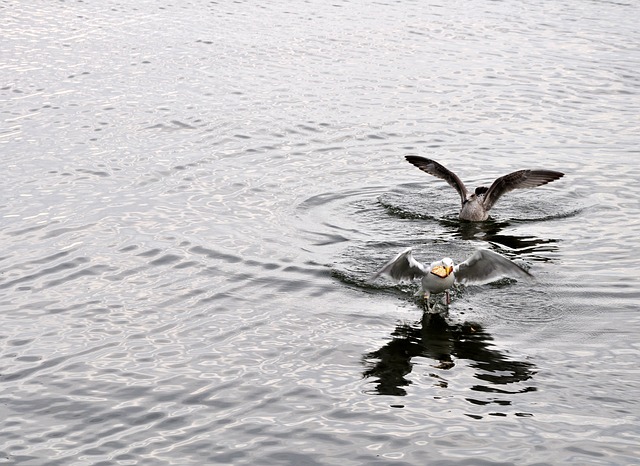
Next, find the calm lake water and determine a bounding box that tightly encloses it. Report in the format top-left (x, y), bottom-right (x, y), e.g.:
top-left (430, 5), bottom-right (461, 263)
top-left (2, 0), bottom-right (639, 464)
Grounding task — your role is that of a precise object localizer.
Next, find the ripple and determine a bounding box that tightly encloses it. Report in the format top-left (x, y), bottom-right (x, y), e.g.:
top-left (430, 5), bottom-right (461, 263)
top-left (0, 255), bottom-right (95, 291)
top-left (301, 183), bottom-right (571, 265)
top-left (379, 182), bottom-right (585, 225)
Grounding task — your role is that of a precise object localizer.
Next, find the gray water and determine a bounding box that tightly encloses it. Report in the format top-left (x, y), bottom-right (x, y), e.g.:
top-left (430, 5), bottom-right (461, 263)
top-left (2, 0), bottom-right (639, 464)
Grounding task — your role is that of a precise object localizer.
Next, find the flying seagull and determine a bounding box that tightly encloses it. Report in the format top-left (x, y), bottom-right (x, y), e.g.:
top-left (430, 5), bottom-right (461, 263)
top-left (405, 155), bottom-right (564, 221)
top-left (371, 247), bottom-right (532, 311)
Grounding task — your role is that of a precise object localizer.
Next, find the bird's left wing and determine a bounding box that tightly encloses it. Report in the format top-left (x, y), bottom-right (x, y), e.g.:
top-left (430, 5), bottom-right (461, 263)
top-left (371, 247), bottom-right (428, 282)
top-left (483, 169), bottom-right (564, 211)
top-left (454, 249), bottom-right (532, 286)
top-left (405, 156), bottom-right (469, 206)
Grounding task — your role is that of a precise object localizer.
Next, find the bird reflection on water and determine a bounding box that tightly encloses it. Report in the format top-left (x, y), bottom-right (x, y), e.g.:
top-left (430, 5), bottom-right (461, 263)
top-left (441, 218), bottom-right (559, 259)
top-left (377, 181), bottom-right (579, 259)
top-left (362, 312), bottom-right (537, 401)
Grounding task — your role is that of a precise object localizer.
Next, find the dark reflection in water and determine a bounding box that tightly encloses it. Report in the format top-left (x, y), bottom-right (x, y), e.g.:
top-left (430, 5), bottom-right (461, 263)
top-left (377, 186), bottom-right (580, 259)
top-left (362, 312), bottom-right (536, 399)
top-left (441, 219), bottom-right (559, 258)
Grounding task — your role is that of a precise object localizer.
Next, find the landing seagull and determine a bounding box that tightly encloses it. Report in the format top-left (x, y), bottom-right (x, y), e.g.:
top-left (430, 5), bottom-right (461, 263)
top-left (405, 156), bottom-right (564, 221)
top-left (371, 248), bottom-right (532, 311)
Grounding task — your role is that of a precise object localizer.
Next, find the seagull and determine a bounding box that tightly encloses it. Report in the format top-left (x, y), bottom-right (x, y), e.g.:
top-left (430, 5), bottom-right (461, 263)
top-left (371, 247), bottom-right (532, 311)
top-left (405, 155), bottom-right (564, 221)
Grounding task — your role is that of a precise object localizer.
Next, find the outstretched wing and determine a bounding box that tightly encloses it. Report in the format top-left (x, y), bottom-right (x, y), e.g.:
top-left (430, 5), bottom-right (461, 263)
top-left (371, 247), bottom-right (428, 282)
top-left (454, 249), bottom-right (532, 286)
top-left (483, 169), bottom-right (564, 211)
top-left (405, 156), bottom-right (468, 206)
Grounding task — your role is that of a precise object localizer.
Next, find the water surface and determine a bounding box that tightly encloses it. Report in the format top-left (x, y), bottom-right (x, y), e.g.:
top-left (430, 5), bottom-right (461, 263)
top-left (1, 0), bottom-right (639, 464)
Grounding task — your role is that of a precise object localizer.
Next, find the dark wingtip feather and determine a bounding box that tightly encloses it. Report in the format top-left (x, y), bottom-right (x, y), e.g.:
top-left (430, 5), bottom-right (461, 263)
top-left (540, 170), bottom-right (565, 180)
top-left (530, 170), bottom-right (565, 187)
top-left (405, 155), bottom-right (432, 167)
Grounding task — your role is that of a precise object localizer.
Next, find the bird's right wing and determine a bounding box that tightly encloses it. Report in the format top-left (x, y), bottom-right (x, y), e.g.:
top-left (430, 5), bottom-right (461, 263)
top-left (371, 247), bottom-right (428, 282)
top-left (454, 248), bottom-right (532, 286)
top-left (405, 156), bottom-right (468, 206)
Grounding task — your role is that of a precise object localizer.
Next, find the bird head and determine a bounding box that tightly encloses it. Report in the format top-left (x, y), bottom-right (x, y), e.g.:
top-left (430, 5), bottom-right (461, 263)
top-left (442, 258), bottom-right (454, 276)
top-left (475, 186), bottom-right (489, 196)
top-left (431, 258), bottom-right (455, 278)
